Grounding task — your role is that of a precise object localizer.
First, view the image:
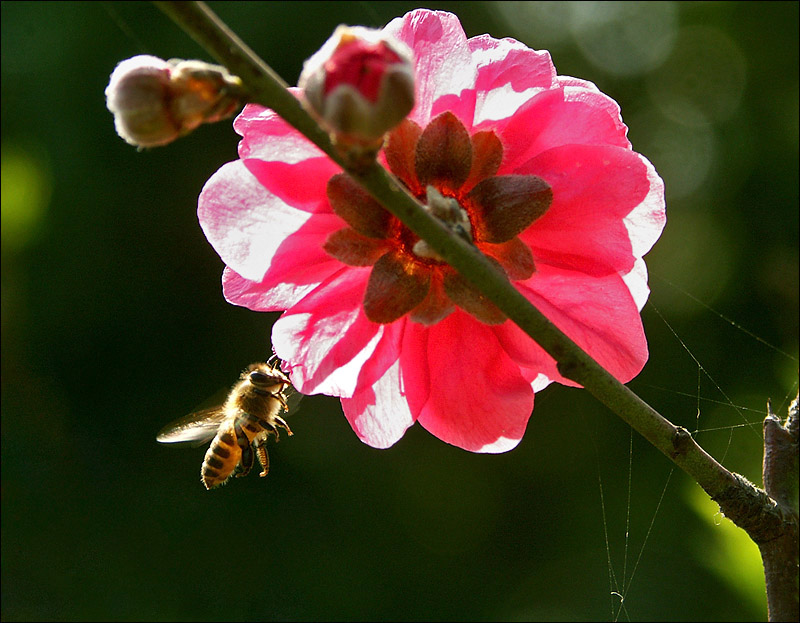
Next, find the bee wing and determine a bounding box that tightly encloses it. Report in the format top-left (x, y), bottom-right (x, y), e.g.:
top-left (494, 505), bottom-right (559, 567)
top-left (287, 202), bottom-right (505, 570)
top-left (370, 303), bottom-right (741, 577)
top-left (156, 407), bottom-right (227, 445)
top-left (283, 386), bottom-right (304, 416)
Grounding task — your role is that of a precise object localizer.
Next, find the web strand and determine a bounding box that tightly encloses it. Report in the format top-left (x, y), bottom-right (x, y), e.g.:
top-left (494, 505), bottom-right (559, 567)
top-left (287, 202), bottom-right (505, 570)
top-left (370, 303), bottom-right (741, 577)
top-left (613, 468), bottom-right (675, 622)
top-left (597, 465), bottom-right (630, 621)
top-left (647, 302), bottom-right (762, 439)
top-left (652, 275), bottom-right (798, 363)
top-left (621, 429), bottom-right (633, 598)
top-left (100, 2), bottom-right (152, 54)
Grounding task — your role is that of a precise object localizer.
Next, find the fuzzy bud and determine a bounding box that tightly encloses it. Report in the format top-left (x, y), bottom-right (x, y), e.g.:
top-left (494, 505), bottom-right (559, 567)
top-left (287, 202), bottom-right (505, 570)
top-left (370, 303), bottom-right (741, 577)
top-left (105, 55), bottom-right (244, 148)
top-left (299, 25), bottom-right (415, 157)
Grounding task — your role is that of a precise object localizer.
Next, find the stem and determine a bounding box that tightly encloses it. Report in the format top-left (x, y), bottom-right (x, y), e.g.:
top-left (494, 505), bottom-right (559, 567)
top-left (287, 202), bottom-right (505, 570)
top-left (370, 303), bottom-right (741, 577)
top-left (154, 2), bottom-right (797, 616)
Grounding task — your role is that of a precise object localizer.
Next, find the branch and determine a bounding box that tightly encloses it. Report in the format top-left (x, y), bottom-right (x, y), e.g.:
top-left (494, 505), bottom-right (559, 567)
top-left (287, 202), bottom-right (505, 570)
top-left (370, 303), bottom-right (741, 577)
top-left (153, 3), bottom-right (797, 614)
top-left (760, 395), bottom-right (799, 621)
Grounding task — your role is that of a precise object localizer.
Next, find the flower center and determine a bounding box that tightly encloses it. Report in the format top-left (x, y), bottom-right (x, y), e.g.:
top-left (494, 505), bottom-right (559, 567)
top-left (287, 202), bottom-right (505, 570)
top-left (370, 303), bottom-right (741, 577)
top-left (411, 185), bottom-right (473, 261)
top-left (323, 111), bottom-right (553, 326)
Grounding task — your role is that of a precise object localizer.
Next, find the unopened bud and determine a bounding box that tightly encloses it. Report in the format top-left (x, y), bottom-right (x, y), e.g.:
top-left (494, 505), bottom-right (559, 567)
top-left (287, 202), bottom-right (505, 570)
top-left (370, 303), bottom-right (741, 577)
top-left (299, 25), bottom-right (415, 160)
top-left (105, 55), bottom-right (244, 148)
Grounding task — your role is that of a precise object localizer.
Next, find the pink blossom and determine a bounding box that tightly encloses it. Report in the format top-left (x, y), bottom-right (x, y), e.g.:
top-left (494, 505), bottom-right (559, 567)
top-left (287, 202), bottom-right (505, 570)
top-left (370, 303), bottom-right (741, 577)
top-left (198, 9), bottom-right (666, 453)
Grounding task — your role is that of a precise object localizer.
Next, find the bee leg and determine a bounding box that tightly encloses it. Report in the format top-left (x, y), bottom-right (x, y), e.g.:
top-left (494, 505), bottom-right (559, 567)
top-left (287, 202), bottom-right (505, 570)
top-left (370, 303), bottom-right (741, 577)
top-left (254, 418), bottom-right (273, 439)
top-left (234, 423), bottom-right (254, 478)
top-left (237, 444), bottom-right (253, 478)
top-left (255, 443), bottom-right (270, 478)
top-left (276, 393), bottom-right (289, 412)
top-left (274, 414), bottom-right (294, 437)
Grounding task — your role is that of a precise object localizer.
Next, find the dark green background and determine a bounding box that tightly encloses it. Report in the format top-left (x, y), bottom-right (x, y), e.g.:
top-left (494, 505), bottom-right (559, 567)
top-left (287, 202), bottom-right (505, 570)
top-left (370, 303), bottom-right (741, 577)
top-left (2, 2), bottom-right (797, 621)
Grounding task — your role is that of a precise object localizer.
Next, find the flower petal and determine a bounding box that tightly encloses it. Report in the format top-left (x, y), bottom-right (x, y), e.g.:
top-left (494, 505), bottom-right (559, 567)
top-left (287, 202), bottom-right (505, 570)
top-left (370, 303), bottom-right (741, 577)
top-left (623, 154), bottom-right (667, 260)
top-left (384, 10), bottom-right (476, 126)
top-left (468, 35), bottom-right (557, 125)
top-left (493, 86), bottom-right (631, 174)
top-left (340, 349), bottom-right (417, 449)
top-left (234, 97), bottom-right (327, 163)
top-left (223, 267), bottom-right (315, 312)
top-left (223, 250), bottom-right (342, 313)
top-left (243, 157), bottom-right (339, 214)
top-left (499, 263), bottom-right (649, 385)
top-left (622, 257), bottom-right (651, 312)
top-left (225, 210), bottom-right (346, 310)
top-left (470, 36), bottom-right (556, 91)
top-left (272, 268), bottom-right (385, 398)
top-left (493, 321), bottom-right (563, 387)
top-left (413, 312), bottom-right (534, 452)
top-left (199, 160), bottom-right (324, 282)
top-left (519, 144), bottom-right (652, 276)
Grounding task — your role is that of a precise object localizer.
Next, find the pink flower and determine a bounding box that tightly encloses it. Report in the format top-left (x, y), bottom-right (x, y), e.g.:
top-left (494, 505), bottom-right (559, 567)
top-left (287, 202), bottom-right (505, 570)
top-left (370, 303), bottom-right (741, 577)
top-left (198, 9), bottom-right (666, 453)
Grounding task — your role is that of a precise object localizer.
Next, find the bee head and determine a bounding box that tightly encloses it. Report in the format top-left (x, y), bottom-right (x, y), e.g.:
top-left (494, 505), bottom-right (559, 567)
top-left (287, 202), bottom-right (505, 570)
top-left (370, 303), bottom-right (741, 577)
top-left (246, 363), bottom-right (290, 394)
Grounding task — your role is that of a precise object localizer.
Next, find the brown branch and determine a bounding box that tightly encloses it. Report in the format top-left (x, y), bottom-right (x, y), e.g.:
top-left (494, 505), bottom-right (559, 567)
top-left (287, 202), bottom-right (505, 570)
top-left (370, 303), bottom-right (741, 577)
top-left (760, 395), bottom-right (799, 622)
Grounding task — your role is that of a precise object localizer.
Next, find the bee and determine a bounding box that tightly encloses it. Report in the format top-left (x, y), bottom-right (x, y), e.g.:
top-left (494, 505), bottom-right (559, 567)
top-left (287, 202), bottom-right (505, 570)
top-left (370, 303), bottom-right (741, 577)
top-left (157, 360), bottom-right (299, 490)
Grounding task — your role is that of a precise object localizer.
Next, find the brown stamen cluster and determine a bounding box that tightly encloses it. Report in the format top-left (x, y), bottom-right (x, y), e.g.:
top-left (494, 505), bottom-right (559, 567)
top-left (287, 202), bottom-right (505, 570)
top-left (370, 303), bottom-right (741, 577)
top-left (323, 111), bottom-right (553, 325)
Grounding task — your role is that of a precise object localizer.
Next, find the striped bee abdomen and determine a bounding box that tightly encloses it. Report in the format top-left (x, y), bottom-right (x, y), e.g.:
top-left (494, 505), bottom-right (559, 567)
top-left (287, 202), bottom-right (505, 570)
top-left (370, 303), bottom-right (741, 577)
top-left (201, 428), bottom-right (242, 489)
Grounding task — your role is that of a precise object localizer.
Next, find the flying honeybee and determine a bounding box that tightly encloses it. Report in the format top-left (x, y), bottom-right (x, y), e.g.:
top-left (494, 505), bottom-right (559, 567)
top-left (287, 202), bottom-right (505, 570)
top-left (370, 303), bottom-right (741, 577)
top-left (157, 360), bottom-right (299, 490)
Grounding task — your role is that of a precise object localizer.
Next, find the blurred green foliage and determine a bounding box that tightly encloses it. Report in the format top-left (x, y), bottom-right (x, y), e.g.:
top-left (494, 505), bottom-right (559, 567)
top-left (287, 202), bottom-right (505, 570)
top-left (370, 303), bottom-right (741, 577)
top-left (2, 2), bottom-right (797, 621)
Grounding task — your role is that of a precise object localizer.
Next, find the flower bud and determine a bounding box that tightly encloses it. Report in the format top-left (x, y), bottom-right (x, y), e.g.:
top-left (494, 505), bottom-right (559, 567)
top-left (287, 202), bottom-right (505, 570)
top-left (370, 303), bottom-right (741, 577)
top-left (299, 25), bottom-right (415, 155)
top-left (105, 55), bottom-right (244, 148)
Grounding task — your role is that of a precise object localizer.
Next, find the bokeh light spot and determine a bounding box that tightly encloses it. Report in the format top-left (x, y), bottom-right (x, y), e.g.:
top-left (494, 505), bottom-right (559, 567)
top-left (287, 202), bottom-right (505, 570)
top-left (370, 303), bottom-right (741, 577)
top-left (647, 26), bottom-right (747, 126)
top-left (1, 144), bottom-right (52, 254)
top-left (569, 1), bottom-right (678, 77)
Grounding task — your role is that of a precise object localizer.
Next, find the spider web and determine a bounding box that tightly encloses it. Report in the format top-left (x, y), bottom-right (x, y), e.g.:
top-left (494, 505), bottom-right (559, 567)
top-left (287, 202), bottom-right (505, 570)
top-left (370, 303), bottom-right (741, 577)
top-left (593, 283), bottom-right (797, 621)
